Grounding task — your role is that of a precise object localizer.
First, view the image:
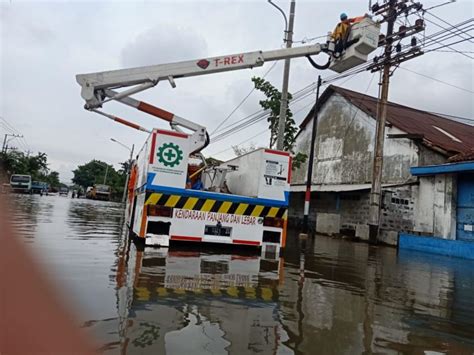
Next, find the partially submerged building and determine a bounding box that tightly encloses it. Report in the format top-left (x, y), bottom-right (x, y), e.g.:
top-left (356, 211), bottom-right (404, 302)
top-left (290, 85), bottom-right (474, 249)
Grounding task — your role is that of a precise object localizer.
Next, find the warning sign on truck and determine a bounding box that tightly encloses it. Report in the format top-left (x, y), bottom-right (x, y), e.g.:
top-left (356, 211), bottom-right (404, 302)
top-left (264, 160), bottom-right (287, 186)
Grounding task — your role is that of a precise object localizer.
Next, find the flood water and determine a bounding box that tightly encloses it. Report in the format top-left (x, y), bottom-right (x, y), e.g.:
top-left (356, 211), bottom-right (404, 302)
top-left (8, 194), bottom-right (474, 354)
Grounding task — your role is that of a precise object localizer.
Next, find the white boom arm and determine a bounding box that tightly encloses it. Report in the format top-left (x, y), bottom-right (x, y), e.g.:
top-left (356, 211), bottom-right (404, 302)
top-left (75, 43), bottom-right (329, 153)
top-left (76, 44), bottom-right (325, 109)
top-left (75, 19), bottom-right (380, 154)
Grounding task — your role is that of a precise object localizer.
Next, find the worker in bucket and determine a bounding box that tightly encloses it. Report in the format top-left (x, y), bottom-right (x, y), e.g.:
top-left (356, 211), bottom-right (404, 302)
top-left (332, 12), bottom-right (367, 57)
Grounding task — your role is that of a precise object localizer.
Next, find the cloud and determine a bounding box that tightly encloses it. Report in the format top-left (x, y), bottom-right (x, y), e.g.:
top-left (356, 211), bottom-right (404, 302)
top-left (121, 24), bottom-right (208, 68)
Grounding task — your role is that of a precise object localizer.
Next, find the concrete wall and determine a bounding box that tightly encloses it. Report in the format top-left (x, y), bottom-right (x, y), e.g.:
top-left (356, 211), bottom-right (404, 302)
top-left (289, 185), bottom-right (417, 246)
top-left (414, 174), bottom-right (457, 239)
top-left (292, 94), bottom-right (422, 187)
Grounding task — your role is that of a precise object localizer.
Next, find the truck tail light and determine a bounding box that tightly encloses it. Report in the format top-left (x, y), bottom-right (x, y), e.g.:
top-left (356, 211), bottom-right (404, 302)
top-left (263, 217), bottom-right (284, 228)
top-left (148, 205), bottom-right (173, 217)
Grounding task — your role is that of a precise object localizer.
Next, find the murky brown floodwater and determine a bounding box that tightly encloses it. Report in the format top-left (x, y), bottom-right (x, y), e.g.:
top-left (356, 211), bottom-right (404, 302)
top-left (8, 194), bottom-right (474, 354)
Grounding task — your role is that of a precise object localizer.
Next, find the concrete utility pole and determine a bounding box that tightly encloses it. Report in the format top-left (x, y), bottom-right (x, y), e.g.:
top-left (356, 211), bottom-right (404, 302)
top-left (274, 0), bottom-right (296, 151)
top-left (110, 138), bottom-right (134, 203)
top-left (122, 144), bottom-right (134, 203)
top-left (368, 0), bottom-right (397, 243)
top-left (2, 133), bottom-right (23, 154)
top-left (368, 0), bottom-right (425, 243)
top-left (103, 165), bottom-right (109, 185)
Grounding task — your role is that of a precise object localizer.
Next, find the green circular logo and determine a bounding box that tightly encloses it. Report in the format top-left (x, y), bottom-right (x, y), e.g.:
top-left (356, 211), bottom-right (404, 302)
top-left (157, 142), bottom-right (184, 168)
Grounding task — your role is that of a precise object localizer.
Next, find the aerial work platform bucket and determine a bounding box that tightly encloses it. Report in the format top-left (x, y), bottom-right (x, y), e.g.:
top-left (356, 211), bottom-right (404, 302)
top-left (330, 18), bottom-right (381, 73)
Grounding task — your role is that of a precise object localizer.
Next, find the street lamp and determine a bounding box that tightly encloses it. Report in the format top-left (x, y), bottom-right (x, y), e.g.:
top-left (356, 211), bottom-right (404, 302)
top-left (110, 138), bottom-right (135, 204)
top-left (267, 0), bottom-right (296, 151)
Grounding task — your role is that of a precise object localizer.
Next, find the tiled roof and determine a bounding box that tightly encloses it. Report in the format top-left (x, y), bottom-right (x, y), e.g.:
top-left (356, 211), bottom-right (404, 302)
top-left (299, 85), bottom-right (474, 156)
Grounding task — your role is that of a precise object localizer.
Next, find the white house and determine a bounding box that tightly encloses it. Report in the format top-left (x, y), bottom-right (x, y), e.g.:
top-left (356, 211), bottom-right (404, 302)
top-left (290, 85), bottom-right (474, 246)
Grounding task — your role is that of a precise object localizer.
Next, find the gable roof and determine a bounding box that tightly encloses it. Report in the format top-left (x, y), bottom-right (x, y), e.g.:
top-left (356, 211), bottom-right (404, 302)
top-left (299, 85), bottom-right (474, 156)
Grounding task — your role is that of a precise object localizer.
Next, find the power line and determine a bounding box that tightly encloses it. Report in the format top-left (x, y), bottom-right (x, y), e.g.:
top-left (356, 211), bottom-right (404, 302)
top-left (210, 79), bottom-right (316, 136)
top-left (424, 36), bottom-right (474, 54)
top-left (210, 88), bottom-right (318, 143)
top-left (211, 81), bottom-right (319, 140)
top-left (293, 34), bottom-right (327, 44)
top-left (423, 1), bottom-right (457, 12)
top-left (399, 67), bottom-right (474, 93)
top-left (0, 117), bottom-right (21, 135)
top-left (433, 49), bottom-right (474, 54)
top-left (425, 10), bottom-right (474, 44)
top-left (421, 17), bottom-right (474, 59)
top-left (209, 129), bottom-right (269, 157)
top-left (211, 15), bottom-right (473, 145)
top-left (210, 61), bottom-right (279, 135)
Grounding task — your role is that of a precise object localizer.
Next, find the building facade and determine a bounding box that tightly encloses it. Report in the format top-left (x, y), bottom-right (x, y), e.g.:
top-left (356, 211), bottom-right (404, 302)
top-left (290, 85), bottom-right (474, 246)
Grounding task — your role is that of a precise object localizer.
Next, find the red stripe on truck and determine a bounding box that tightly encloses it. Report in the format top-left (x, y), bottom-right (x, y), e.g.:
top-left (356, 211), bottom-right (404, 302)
top-left (149, 132), bottom-right (157, 164)
top-left (232, 239), bottom-right (260, 246)
top-left (170, 235), bottom-right (202, 242)
top-left (264, 149), bottom-right (290, 157)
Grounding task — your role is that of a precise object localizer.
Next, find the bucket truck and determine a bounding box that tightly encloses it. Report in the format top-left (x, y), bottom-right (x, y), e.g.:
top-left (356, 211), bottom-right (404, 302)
top-left (75, 18), bottom-right (380, 253)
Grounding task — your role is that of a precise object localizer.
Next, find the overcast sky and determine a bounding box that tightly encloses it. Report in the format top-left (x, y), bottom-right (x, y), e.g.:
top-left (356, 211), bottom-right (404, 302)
top-left (1, 0), bottom-right (473, 183)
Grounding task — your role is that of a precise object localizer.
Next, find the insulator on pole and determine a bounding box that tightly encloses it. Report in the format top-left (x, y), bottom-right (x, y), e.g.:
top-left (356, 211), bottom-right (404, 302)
top-left (415, 19), bottom-right (424, 29)
top-left (398, 25), bottom-right (407, 37)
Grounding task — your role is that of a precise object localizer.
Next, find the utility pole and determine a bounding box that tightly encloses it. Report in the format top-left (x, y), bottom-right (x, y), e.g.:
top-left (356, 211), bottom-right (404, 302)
top-left (302, 75), bottom-right (322, 233)
top-left (2, 133), bottom-right (23, 154)
top-left (122, 144), bottom-right (134, 204)
top-left (274, 0), bottom-right (296, 151)
top-left (103, 164), bottom-right (109, 185)
top-left (368, 0), bottom-right (425, 243)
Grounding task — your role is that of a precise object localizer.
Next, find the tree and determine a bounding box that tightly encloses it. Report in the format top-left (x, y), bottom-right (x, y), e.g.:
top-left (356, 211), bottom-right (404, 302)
top-left (72, 159), bottom-right (127, 201)
top-left (45, 171), bottom-right (60, 187)
top-left (251, 76), bottom-right (307, 169)
top-left (0, 150), bottom-right (61, 187)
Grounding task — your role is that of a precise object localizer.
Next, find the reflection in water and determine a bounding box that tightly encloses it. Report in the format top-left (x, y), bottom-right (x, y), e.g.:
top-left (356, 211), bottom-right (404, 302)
top-left (9, 194), bottom-right (54, 241)
top-left (113, 245), bottom-right (289, 354)
top-left (9, 196), bottom-right (474, 354)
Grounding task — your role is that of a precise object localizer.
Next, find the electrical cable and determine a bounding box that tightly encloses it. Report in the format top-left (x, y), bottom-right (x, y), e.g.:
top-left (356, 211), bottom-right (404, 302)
top-left (210, 61), bottom-right (279, 135)
top-left (211, 80), bottom-right (319, 137)
top-left (211, 88), bottom-right (321, 143)
top-left (424, 36), bottom-right (474, 54)
top-left (211, 12), bottom-right (473, 146)
top-left (421, 17), bottom-right (474, 59)
top-left (208, 129), bottom-right (269, 157)
top-left (398, 67), bottom-right (474, 93)
top-left (425, 10), bottom-right (474, 44)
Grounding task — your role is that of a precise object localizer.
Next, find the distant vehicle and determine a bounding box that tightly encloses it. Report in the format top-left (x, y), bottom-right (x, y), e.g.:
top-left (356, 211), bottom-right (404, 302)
top-left (94, 184), bottom-right (111, 201)
top-left (10, 174), bottom-right (32, 193)
top-left (86, 184), bottom-right (111, 201)
top-left (59, 187), bottom-right (69, 196)
top-left (31, 181), bottom-right (49, 195)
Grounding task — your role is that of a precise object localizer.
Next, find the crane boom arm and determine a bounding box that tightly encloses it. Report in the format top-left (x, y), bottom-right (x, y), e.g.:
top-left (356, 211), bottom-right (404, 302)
top-left (76, 43), bottom-right (325, 109)
top-left (75, 18), bottom-right (381, 155)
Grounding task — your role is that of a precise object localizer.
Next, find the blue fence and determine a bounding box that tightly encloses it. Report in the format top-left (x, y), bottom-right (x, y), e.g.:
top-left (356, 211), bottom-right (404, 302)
top-left (399, 233), bottom-right (474, 260)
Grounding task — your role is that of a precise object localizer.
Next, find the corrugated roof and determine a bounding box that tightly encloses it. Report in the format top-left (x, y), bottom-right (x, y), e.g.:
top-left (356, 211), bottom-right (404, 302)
top-left (448, 148), bottom-right (474, 163)
top-left (299, 85), bottom-right (474, 156)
